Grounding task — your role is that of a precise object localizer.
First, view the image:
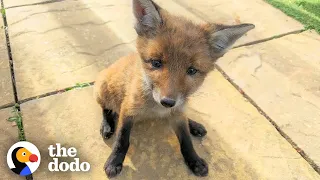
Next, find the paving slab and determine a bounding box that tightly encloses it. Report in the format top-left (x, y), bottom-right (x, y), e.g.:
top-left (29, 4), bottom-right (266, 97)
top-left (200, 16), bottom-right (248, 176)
top-left (172, 0), bottom-right (304, 46)
top-left (217, 30), bottom-right (320, 170)
top-left (20, 71), bottom-right (319, 180)
top-left (5, 0), bottom-right (136, 100)
top-left (0, 108), bottom-right (24, 180)
top-left (5, 0), bottom-right (304, 100)
top-left (0, 18), bottom-right (14, 107)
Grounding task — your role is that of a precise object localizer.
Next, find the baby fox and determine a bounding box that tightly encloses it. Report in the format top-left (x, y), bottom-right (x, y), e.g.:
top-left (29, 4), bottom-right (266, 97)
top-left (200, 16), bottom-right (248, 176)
top-left (94, 0), bottom-right (254, 178)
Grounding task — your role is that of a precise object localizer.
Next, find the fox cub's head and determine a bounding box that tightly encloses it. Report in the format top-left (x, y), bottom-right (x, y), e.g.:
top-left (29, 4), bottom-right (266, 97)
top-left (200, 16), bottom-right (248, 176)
top-left (133, 0), bottom-right (254, 108)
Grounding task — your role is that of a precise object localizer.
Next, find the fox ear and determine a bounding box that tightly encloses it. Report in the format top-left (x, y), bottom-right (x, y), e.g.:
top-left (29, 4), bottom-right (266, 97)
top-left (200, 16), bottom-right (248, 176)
top-left (208, 23), bottom-right (255, 56)
top-left (132, 0), bottom-right (162, 37)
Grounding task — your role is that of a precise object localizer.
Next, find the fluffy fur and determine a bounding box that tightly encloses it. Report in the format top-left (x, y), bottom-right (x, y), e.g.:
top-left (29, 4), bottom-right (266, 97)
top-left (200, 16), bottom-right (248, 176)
top-left (94, 0), bottom-right (254, 178)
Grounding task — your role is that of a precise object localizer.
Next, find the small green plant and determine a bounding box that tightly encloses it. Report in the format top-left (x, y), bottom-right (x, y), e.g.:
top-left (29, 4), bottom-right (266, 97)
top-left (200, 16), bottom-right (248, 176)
top-left (65, 82), bottom-right (91, 91)
top-left (271, 34), bottom-right (282, 40)
top-left (64, 87), bottom-right (73, 91)
top-left (75, 82), bottom-right (91, 88)
top-left (1, 8), bottom-right (5, 16)
top-left (7, 104), bottom-right (26, 141)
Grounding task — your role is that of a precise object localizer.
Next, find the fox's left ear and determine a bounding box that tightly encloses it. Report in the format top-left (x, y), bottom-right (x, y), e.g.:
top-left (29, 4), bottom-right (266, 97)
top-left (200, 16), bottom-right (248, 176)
top-left (207, 23), bottom-right (255, 56)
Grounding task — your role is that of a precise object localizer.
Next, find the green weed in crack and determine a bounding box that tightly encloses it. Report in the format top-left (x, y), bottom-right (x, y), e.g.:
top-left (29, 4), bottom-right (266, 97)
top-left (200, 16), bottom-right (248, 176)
top-left (7, 104), bottom-right (26, 141)
top-left (65, 82), bottom-right (92, 91)
top-left (75, 82), bottom-right (91, 88)
top-left (0, 8), bottom-right (5, 16)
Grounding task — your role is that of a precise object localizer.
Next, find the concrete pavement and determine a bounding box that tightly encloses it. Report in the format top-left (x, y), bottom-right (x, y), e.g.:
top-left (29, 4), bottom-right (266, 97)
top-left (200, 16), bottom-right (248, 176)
top-left (5, 0), bottom-right (136, 100)
top-left (0, 16), bottom-right (14, 107)
top-left (1, 0), bottom-right (320, 179)
top-left (217, 30), bottom-right (320, 168)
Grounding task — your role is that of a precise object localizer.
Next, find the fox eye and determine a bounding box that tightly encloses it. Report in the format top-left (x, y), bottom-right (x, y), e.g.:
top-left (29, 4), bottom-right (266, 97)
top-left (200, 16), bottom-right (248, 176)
top-left (22, 152), bottom-right (26, 156)
top-left (151, 60), bottom-right (162, 69)
top-left (187, 67), bottom-right (198, 75)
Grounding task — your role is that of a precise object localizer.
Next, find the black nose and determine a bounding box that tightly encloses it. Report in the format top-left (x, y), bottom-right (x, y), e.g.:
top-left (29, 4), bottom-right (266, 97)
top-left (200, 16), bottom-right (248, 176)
top-left (160, 98), bottom-right (176, 108)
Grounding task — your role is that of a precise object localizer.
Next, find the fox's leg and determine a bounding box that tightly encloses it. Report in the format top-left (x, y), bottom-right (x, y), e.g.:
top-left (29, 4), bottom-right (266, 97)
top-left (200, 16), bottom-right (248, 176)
top-left (172, 116), bottom-right (208, 176)
top-left (100, 109), bottom-right (118, 139)
top-left (188, 119), bottom-right (207, 137)
top-left (104, 112), bottom-right (133, 178)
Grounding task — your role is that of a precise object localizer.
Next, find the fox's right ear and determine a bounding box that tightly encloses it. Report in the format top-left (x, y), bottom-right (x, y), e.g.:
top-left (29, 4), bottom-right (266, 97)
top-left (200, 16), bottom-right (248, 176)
top-left (132, 0), bottom-right (162, 37)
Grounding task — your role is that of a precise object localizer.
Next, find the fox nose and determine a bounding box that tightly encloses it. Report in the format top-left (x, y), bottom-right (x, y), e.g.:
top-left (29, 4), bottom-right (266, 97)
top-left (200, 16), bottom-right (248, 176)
top-left (160, 98), bottom-right (176, 108)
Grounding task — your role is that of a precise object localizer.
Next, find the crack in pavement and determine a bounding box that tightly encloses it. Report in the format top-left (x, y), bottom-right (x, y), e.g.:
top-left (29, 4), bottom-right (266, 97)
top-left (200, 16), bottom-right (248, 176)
top-left (75, 40), bottom-right (136, 57)
top-left (6, 0), bottom-right (68, 9)
top-left (18, 81), bottom-right (94, 104)
top-left (291, 92), bottom-right (320, 111)
top-left (1, 0), bottom-right (18, 103)
top-left (228, 54), bottom-right (250, 65)
top-left (233, 29), bottom-right (306, 49)
top-left (260, 155), bottom-right (301, 160)
top-left (0, 102), bottom-right (15, 110)
top-left (215, 64), bottom-right (320, 174)
top-left (1, 0), bottom-right (32, 179)
top-left (296, 130), bottom-right (320, 138)
top-left (9, 4), bottom-right (114, 26)
top-left (172, 0), bottom-right (233, 22)
top-left (11, 21), bottom-right (112, 38)
top-left (60, 61), bottom-right (97, 74)
top-left (253, 61), bottom-right (262, 74)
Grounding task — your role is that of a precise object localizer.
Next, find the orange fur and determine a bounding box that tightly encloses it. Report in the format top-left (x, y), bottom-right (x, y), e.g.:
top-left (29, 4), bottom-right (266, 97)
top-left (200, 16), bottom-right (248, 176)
top-left (93, 0), bottom-right (255, 125)
top-left (94, 9), bottom-right (218, 120)
top-left (96, 0), bottom-right (254, 177)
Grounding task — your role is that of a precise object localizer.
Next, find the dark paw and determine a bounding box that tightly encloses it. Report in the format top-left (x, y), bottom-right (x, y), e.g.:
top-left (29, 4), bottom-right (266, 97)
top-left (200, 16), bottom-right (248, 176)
top-left (104, 160), bottom-right (123, 178)
top-left (100, 123), bottom-right (114, 139)
top-left (187, 158), bottom-right (208, 177)
top-left (189, 120), bottom-right (207, 137)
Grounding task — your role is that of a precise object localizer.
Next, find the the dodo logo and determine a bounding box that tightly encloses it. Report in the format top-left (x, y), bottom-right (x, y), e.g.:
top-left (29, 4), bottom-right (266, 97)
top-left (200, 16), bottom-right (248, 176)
top-left (7, 141), bottom-right (41, 176)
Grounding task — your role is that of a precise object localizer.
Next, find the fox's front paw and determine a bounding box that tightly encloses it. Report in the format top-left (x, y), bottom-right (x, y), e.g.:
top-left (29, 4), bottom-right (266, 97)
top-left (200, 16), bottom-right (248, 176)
top-left (189, 120), bottom-right (207, 137)
top-left (100, 123), bottom-right (114, 139)
top-left (104, 158), bottom-right (123, 178)
top-left (187, 158), bottom-right (208, 177)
